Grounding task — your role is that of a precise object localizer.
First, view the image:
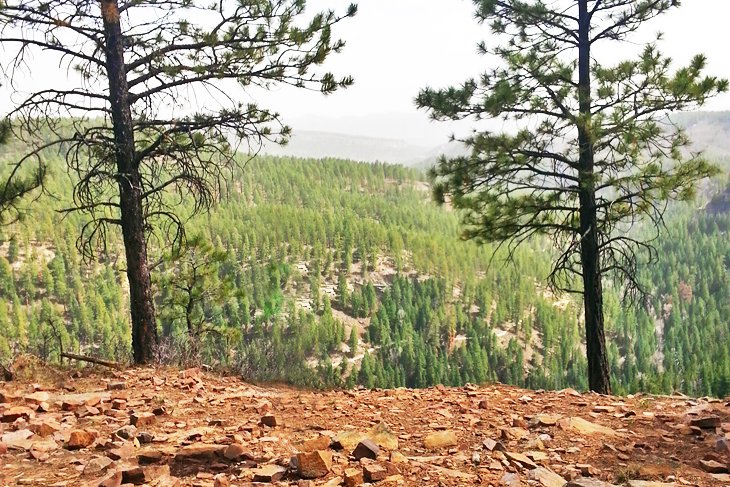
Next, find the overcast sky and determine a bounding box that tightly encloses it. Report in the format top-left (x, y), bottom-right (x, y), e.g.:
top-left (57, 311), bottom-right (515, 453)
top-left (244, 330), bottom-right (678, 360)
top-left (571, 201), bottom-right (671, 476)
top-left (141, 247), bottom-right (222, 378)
top-left (1, 0), bottom-right (728, 147)
top-left (260, 0), bottom-right (730, 146)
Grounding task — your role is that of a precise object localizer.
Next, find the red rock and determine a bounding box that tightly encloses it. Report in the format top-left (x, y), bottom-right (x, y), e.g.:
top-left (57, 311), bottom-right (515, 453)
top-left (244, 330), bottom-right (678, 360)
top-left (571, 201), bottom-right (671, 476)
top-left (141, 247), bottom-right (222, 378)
top-left (1, 406), bottom-right (34, 422)
top-left (505, 451), bottom-right (538, 469)
top-left (297, 450), bottom-right (332, 478)
top-left (75, 405), bottom-right (100, 418)
top-left (107, 443), bottom-right (136, 460)
top-left (32, 421), bottom-right (61, 438)
top-left (23, 392), bottom-right (50, 405)
top-left (260, 414), bottom-right (278, 427)
top-left (107, 382), bottom-right (126, 390)
top-left (121, 464), bottom-right (170, 485)
top-left (0, 442), bottom-right (7, 455)
top-left (363, 463), bottom-right (388, 482)
top-left (111, 399), bottom-right (127, 410)
top-left (178, 368), bottom-right (200, 379)
top-left (174, 443), bottom-right (225, 461)
top-left (352, 439), bottom-right (380, 460)
top-left (700, 459), bottom-right (729, 474)
top-left (97, 471), bottom-right (123, 487)
top-left (130, 411), bottom-right (155, 427)
top-left (301, 435), bottom-right (331, 452)
top-left (223, 443), bottom-right (253, 461)
top-left (252, 464), bottom-right (287, 482)
top-left (66, 429), bottom-right (97, 449)
top-left (344, 467), bottom-right (364, 487)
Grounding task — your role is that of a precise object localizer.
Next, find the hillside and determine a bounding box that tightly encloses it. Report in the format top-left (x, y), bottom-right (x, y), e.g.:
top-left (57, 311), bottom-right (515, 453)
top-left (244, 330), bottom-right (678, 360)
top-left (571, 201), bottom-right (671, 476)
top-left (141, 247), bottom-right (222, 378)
top-left (1, 367), bottom-right (729, 486)
top-left (0, 150), bottom-right (728, 397)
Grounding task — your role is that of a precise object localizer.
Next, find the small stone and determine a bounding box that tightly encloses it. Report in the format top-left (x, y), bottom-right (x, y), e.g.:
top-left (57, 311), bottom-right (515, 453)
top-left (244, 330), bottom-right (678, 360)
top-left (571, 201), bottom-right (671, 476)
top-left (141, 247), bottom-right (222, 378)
top-left (559, 417), bottom-right (619, 436)
top-left (700, 459), bottom-right (729, 474)
top-left (107, 382), bottom-right (126, 390)
top-left (66, 429), bottom-right (97, 450)
top-left (179, 368), bottom-right (200, 379)
top-left (577, 464), bottom-right (600, 477)
top-left (223, 443), bottom-right (253, 461)
top-left (252, 464), bottom-right (287, 482)
top-left (301, 435), bottom-right (331, 452)
top-left (174, 443), bottom-right (226, 461)
top-left (1, 406), bottom-right (34, 422)
top-left (111, 399), bottom-right (127, 410)
top-left (297, 450), bottom-right (332, 479)
top-left (32, 421), bottom-right (61, 438)
top-left (353, 439), bottom-right (380, 460)
top-left (528, 467), bottom-right (568, 487)
top-left (23, 392), bottom-right (50, 405)
top-left (363, 463), bottom-right (388, 483)
top-left (501, 472), bottom-right (521, 487)
top-left (536, 414), bottom-right (560, 427)
top-left (115, 425), bottom-right (137, 440)
top-left (213, 474), bottom-right (230, 487)
top-left (592, 405), bottom-right (615, 413)
top-left (107, 443), bottom-right (135, 460)
top-left (389, 451), bottom-right (408, 463)
top-left (97, 471), bottom-right (123, 487)
top-left (566, 479), bottom-right (618, 487)
top-left (260, 414), bottom-right (278, 427)
top-left (344, 467), bottom-right (364, 487)
top-left (136, 431), bottom-right (154, 444)
top-left (84, 456), bottom-right (114, 475)
top-left (505, 451), bottom-right (538, 469)
top-left (472, 451), bottom-right (481, 465)
top-left (130, 412), bottom-right (155, 427)
top-left (121, 464), bottom-right (170, 485)
top-left (138, 449), bottom-right (166, 465)
top-left (423, 430), bottom-right (458, 450)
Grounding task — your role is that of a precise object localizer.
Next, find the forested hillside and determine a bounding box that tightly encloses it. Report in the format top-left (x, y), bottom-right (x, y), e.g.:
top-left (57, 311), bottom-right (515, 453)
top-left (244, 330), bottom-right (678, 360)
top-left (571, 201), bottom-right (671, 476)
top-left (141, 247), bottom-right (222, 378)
top-left (0, 150), bottom-right (728, 396)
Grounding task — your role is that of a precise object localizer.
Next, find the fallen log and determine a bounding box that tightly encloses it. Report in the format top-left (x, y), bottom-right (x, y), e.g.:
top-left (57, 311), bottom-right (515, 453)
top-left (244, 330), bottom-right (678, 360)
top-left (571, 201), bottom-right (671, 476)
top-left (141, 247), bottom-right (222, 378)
top-left (60, 352), bottom-right (121, 370)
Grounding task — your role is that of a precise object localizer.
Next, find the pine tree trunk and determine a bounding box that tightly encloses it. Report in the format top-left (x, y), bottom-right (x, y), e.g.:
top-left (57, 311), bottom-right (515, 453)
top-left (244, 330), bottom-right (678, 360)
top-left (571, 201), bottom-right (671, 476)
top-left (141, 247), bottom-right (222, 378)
top-left (100, 0), bottom-right (158, 364)
top-left (577, 0), bottom-right (611, 394)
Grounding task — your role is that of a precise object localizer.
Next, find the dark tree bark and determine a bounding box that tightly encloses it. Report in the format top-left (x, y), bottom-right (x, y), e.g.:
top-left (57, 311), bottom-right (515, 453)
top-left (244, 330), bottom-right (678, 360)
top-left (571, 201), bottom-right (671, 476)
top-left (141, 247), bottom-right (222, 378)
top-left (577, 0), bottom-right (610, 394)
top-left (0, 0), bottom-right (353, 365)
top-left (100, 0), bottom-right (157, 363)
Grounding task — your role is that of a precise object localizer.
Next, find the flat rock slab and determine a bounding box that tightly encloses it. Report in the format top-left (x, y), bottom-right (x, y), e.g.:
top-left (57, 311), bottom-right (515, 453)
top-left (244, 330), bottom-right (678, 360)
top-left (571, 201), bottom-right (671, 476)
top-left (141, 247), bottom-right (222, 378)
top-left (559, 417), bottom-right (620, 436)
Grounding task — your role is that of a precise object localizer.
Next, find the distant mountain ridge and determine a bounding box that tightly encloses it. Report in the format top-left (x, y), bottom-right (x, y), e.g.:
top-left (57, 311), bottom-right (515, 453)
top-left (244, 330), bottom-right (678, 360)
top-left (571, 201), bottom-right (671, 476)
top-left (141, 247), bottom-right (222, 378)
top-left (262, 111), bottom-right (730, 168)
top-left (262, 130), bottom-right (434, 166)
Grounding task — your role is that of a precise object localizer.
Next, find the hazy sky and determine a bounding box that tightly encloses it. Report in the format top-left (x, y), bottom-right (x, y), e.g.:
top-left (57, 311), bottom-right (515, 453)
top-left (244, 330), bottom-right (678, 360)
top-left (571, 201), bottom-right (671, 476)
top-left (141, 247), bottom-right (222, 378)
top-left (1, 0), bottom-right (728, 147)
top-left (260, 0), bottom-right (730, 145)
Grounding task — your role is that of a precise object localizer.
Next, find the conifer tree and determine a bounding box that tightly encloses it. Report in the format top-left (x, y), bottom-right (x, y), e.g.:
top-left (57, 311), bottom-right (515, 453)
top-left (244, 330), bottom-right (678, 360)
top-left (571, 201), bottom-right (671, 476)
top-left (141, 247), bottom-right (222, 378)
top-left (0, 0), bottom-right (356, 363)
top-left (417, 0), bottom-right (727, 393)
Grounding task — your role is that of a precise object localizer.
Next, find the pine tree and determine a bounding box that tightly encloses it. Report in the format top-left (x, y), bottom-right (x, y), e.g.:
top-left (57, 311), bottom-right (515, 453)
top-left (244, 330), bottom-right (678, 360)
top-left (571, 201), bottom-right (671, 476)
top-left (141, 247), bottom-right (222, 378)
top-left (417, 0), bottom-right (727, 393)
top-left (0, 0), bottom-right (357, 363)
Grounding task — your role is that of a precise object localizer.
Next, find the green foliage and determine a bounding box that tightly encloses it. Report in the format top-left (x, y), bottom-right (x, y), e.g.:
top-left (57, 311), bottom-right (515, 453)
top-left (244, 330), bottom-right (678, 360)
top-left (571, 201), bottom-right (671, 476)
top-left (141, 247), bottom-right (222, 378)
top-left (0, 146), bottom-right (727, 395)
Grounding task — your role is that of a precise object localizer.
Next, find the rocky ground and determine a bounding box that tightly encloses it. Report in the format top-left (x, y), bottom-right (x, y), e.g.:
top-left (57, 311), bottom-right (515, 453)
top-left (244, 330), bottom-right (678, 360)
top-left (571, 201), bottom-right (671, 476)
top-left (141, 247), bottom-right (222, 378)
top-left (1, 367), bottom-right (730, 487)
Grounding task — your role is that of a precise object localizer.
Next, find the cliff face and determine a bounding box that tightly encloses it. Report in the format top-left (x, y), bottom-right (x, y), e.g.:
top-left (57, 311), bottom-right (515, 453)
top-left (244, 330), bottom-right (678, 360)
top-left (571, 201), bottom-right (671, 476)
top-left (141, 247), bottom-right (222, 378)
top-left (1, 366), bottom-right (729, 487)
